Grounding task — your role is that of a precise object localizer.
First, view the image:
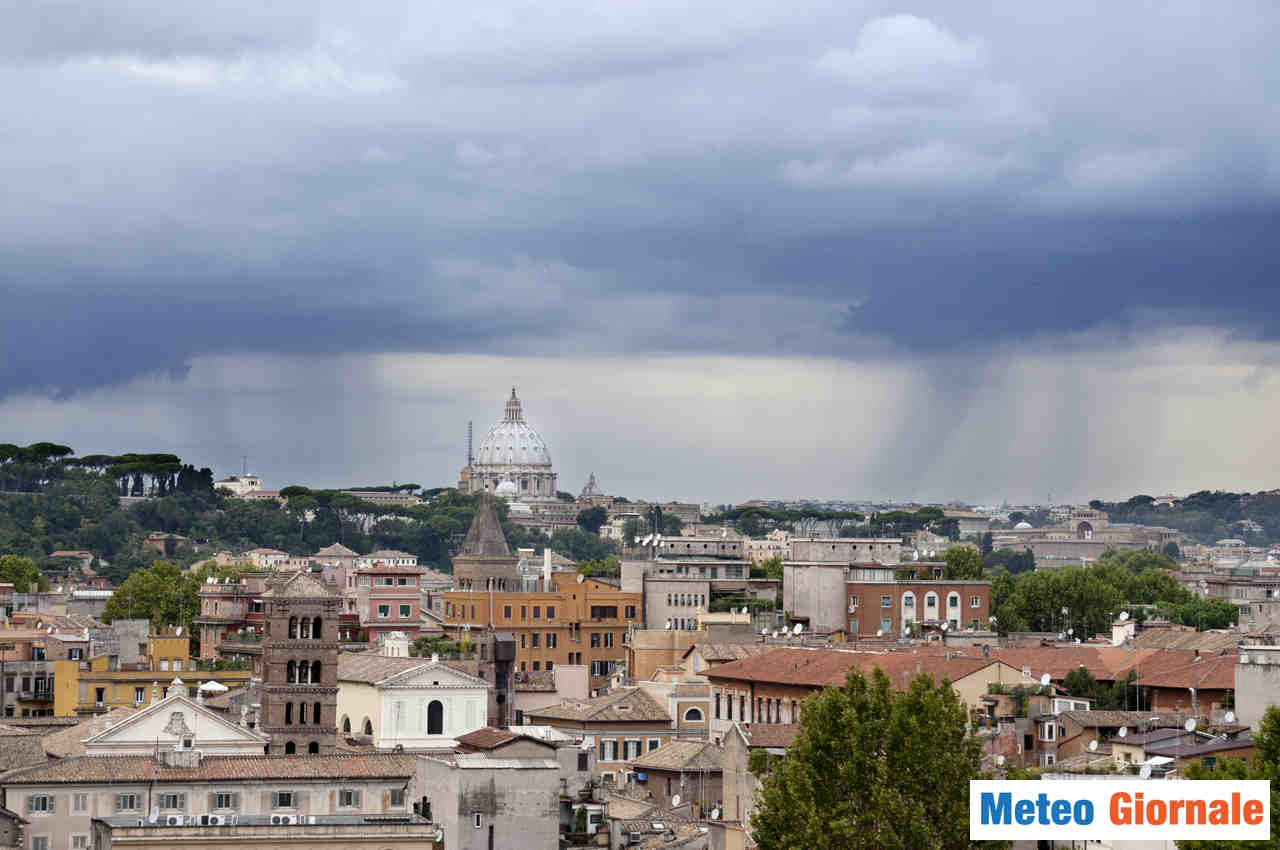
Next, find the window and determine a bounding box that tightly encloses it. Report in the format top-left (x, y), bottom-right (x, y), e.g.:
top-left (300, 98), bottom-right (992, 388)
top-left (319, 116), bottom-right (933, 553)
top-left (849, 595), bottom-right (859, 610)
top-left (881, 595), bottom-right (891, 608)
top-left (624, 739), bottom-right (642, 759)
top-left (212, 793), bottom-right (237, 810)
top-left (546, 633), bottom-right (556, 649)
top-left (604, 633), bottom-right (614, 649)
top-left (545, 660), bottom-right (553, 671)
top-left (648, 738), bottom-right (661, 752)
top-left (949, 594), bottom-right (960, 609)
top-left (27, 795), bottom-right (52, 814)
top-left (503, 605), bottom-right (512, 619)
top-left (520, 634), bottom-right (526, 649)
top-left (473, 812), bottom-right (483, 829)
top-left (577, 752), bottom-right (589, 771)
top-left (599, 739), bottom-right (618, 761)
top-left (338, 790), bottom-right (362, 808)
top-left (72, 836), bottom-right (89, 850)
top-left (739, 694), bottom-right (745, 720)
top-left (532, 661), bottom-right (540, 671)
top-left (546, 606), bottom-right (555, 620)
top-left (880, 619), bottom-right (892, 634)
top-left (533, 606), bottom-right (541, 619)
top-left (521, 606), bottom-right (527, 620)
top-left (590, 633), bottom-right (601, 648)
top-left (902, 595), bottom-right (914, 608)
top-left (849, 619), bottom-right (858, 634)
top-left (134, 686), bottom-right (145, 705)
top-left (625, 605), bottom-right (636, 619)
top-left (159, 793), bottom-right (185, 811)
top-left (714, 693), bottom-right (721, 718)
top-left (272, 791), bottom-right (297, 809)
top-left (94, 687), bottom-right (105, 705)
top-left (971, 595), bottom-right (981, 608)
top-left (399, 604), bottom-right (411, 619)
top-left (31, 839), bottom-right (48, 850)
top-left (390, 789), bottom-right (406, 808)
top-left (531, 633), bottom-right (540, 648)
top-left (684, 707), bottom-right (704, 722)
top-left (73, 793), bottom-right (88, 812)
top-left (925, 594), bottom-right (938, 608)
top-left (159, 659), bottom-right (169, 671)
top-left (377, 604), bottom-right (390, 618)
top-left (115, 794), bottom-right (139, 812)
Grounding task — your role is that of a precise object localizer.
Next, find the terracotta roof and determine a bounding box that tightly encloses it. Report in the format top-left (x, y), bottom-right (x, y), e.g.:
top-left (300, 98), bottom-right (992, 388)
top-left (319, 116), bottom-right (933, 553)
top-left (41, 706), bottom-right (137, 758)
top-left (1133, 629), bottom-right (1242, 653)
top-left (684, 642), bottom-right (773, 663)
top-left (1133, 651), bottom-right (1237, 690)
top-left (704, 648), bottom-right (993, 689)
top-left (454, 728), bottom-right (521, 750)
top-left (738, 723), bottom-right (802, 749)
top-left (627, 740), bottom-right (721, 773)
top-left (313, 543), bottom-right (359, 558)
top-left (261, 571), bottom-right (338, 599)
top-left (0, 724), bottom-right (48, 774)
top-left (1057, 710), bottom-right (1187, 729)
top-left (337, 652), bottom-right (426, 684)
top-left (2, 753), bottom-right (417, 785)
top-left (525, 687), bottom-right (670, 723)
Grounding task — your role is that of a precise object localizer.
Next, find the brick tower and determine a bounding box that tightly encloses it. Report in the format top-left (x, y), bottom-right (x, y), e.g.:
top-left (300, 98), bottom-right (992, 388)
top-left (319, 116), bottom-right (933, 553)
top-left (258, 571), bottom-right (342, 755)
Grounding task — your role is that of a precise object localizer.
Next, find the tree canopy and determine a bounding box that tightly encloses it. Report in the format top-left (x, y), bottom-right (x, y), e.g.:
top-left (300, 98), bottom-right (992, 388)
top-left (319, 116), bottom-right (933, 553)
top-left (752, 667), bottom-right (985, 850)
top-left (101, 560), bottom-right (239, 650)
top-left (1179, 705), bottom-right (1280, 849)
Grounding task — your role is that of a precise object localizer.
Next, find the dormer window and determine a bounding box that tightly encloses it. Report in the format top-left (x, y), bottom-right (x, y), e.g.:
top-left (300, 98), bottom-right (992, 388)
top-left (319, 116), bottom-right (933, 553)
top-left (183, 738), bottom-right (193, 749)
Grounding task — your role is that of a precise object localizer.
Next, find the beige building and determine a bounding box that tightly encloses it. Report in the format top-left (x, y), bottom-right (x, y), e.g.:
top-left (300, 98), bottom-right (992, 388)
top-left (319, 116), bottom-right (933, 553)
top-left (336, 651), bottom-right (490, 749)
top-left (91, 815), bottom-right (438, 850)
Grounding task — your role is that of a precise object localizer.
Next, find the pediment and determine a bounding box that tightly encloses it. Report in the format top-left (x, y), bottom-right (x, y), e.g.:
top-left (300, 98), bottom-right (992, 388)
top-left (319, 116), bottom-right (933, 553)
top-left (378, 661), bottom-right (489, 689)
top-left (85, 694), bottom-right (267, 752)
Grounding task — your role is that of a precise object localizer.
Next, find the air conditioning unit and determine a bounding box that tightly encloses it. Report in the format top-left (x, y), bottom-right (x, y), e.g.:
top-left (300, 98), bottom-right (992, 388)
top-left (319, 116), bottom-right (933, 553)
top-left (200, 815), bottom-right (224, 826)
top-left (271, 815), bottom-right (299, 825)
top-left (165, 815), bottom-right (185, 826)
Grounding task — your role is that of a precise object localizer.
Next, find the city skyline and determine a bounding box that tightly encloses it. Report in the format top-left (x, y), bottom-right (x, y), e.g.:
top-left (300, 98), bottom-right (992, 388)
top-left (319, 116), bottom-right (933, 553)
top-left (3, 3), bottom-right (1279, 505)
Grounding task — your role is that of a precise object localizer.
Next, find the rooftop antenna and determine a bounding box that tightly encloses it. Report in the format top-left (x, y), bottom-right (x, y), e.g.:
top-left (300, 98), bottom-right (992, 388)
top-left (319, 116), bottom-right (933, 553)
top-left (467, 421), bottom-right (474, 467)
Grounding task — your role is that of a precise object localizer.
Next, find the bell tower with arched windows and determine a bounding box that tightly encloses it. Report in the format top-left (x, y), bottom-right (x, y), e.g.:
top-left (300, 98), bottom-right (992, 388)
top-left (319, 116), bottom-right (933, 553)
top-left (258, 571), bottom-right (342, 755)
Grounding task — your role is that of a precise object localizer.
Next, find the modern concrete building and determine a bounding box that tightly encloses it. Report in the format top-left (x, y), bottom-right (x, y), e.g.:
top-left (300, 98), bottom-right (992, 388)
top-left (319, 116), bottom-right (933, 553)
top-left (416, 751), bottom-right (560, 850)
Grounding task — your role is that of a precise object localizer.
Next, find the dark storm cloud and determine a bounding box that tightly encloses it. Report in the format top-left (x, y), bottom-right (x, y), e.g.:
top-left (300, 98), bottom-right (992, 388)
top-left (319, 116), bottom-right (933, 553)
top-left (2, 0), bottom-right (1280, 403)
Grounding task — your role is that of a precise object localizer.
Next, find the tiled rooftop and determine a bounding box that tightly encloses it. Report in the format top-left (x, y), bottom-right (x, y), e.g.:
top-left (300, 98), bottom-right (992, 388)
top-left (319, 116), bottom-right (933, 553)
top-left (2, 753), bottom-right (417, 785)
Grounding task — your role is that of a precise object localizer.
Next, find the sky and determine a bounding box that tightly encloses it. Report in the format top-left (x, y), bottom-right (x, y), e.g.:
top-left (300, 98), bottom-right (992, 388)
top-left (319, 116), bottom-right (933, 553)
top-left (2, 1), bottom-right (1279, 505)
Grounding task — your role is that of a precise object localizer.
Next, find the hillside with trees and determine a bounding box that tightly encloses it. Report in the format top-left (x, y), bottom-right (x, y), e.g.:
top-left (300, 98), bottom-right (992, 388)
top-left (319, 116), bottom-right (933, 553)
top-left (1090, 490), bottom-right (1280, 545)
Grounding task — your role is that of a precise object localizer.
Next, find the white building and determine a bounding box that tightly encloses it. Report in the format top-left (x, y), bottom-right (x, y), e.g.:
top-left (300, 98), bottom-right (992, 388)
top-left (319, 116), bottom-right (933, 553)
top-left (213, 474), bottom-right (262, 497)
top-left (355, 549), bottom-right (419, 569)
top-left (458, 389), bottom-right (558, 502)
top-left (337, 652), bottom-right (490, 749)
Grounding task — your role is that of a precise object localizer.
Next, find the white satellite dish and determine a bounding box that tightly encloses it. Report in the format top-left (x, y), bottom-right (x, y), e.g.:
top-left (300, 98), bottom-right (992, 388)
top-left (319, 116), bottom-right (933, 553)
top-left (175, 626), bottom-right (182, 637)
top-left (1067, 628), bottom-right (1073, 636)
top-left (1040, 673), bottom-right (1051, 686)
top-left (1119, 610), bottom-right (1130, 621)
top-left (996, 754), bottom-right (1005, 766)
top-left (1088, 740), bottom-right (1098, 752)
top-left (988, 616), bottom-right (997, 624)
top-left (1118, 726), bottom-right (1128, 738)
top-left (940, 621), bottom-right (949, 632)
top-left (876, 629), bottom-right (883, 637)
top-left (576, 573), bottom-right (585, 584)
top-left (664, 620), bottom-right (672, 630)
top-left (771, 631), bottom-right (778, 639)
top-left (711, 808), bottom-right (721, 821)
top-left (1184, 718), bottom-right (1196, 732)
top-left (1061, 607), bottom-right (1069, 616)
top-left (1139, 765), bottom-right (1152, 779)
top-left (792, 623), bottom-right (803, 635)
top-left (671, 794), bottom-right (681, 807)
top-left (760, 627), bottom-right (768, 636)
top-left (1225, 711), bottom-right (1237, 723)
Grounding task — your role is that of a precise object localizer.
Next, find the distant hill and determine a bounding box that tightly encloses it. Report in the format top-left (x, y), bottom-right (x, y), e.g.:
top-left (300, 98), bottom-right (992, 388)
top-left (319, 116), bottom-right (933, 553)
top-left (1089, 490), bottom-right (1280, 546)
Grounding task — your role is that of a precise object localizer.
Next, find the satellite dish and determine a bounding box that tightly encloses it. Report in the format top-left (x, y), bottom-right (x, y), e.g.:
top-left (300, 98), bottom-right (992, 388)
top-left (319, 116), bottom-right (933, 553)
top-left (940, 621), bottom-right (949, 632)
top-left (711, 808), bottom-right (721, 821)
top-left (771, 631), bottom-right (778, 639)
top-left (433, 827), bottom-right (444, 843)
top-left (792, 623), bottom-right (803, 635)
top-left (1119, 611), bottom-right (1130, 622)
top-left (1061, 607), bottom-right (1069, 616)
top-left (1241, 654), bottom-right (1250, 664)
top-left (1139, 765), bottom-right (1152, 779)
top-left (664, 620), bottom-right (672, 630)
top-left (1040, 673), bottom-right (1051, 686)
top-left (576, 573), bottom-right (585, 584)
top-left (1184, 718), bottom-right (1197, 732)
top-left (876, 629), bottom-right (883, 637)
top-left (1057, 632), bottom-right (1066, 640)
top-left (671, 795), bottom-right (681, 807)
top-left (1088, 740), bottom-right (1098, 752)
top-left (988, 616), bottom-right (997, 624)
top-left (760, 627), bottom-right (768, 636)
top-left (175, 626), bottom-right (182, 637)
top-left (996, 754), bottom-right (1005, 766)
top-left (1067, 628), bottom-right (1073, 636)
top-left (1225, 711), bottom-right (1237, 723)
top-left (1118, 726), bottom-right (1128, 738)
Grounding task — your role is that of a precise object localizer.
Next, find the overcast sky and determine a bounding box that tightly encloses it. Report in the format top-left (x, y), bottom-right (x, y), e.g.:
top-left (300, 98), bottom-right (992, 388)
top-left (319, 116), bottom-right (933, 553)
top-left (2, 1), bottom-right (1279, 505)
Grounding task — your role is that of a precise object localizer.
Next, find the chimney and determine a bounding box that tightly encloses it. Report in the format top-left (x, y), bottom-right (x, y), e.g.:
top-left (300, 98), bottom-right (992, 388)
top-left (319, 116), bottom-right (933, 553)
top-left (543, 547), bottom-right (552, 591)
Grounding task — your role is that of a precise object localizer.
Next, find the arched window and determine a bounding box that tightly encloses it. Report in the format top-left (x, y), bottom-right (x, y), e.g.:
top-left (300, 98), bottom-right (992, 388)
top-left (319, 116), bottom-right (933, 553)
top-left (308, 741), bottom-right (319, 754)
top-left (925, 593), bottom-right (938, 609)
top-left (298, 702), bottom-right (307, 725)
top-left (342, 715), bottom-right (351, 734)
top-left (284, 702), bottom-right (293, 724)
top-left (297, 660), bottom-right (309, 684)
top-left (362, 717), bottom-right (373, 736)
top-left (300, 618), bottom-right (311, 639)
top-left (427, 700), bottom-right (444, 735)
top-left (284, 741), bottom-right (296, 755)
top-left (683, 707), bottom-right (704, 723)
top-left (314, 702), bottom-right (322, 726)
top-left (288, 617), bottom-right (298, 639)
top-left (312, 617), bottom-right (322, 639)
top-left (286, 661), bottom-right (297, 683)
top-left (310, 660), bottom-right (322, 683)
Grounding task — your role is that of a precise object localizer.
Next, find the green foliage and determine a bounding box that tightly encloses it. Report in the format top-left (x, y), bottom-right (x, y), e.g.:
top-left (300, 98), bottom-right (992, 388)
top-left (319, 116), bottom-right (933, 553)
top-left (573, 806), bottom-right (587, 833)
top-left (576, 555), bottom-right (621, 577)
top-left (982, 547), bottom-right (1035, 575)
top-left (575, 506), bottom-right (608, 534)
top-left (709, 596), bottom-right (774, 613)
top-left (1092, 489), bottom-right (1280, 546)
top-left (662, 514), bottom-right (683, 535)
top-left (751, 668), bottom-right (988, 850)
top-left (750, 555), bottom-right (783, 580)
top-left (102, 560), bottom-right (238, 651)
top-left (555, 491), bottom-right (576, 503)
top-left (944, 546), bottom-right (983, 580)
top-left (0, 554), bottom-right (50, 592)
top-left (550, 528), bottom-right (618, 563)
top-left (979, 531), bottom-right (993, 557)
top-left (748, 748), bottom-right (775, 777)
top-left (411, 635), bottom-right (464, 657)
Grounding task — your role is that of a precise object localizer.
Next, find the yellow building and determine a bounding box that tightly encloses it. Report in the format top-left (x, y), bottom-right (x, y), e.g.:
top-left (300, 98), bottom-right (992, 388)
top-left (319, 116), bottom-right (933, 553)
top-left (54, 632), bottom-right (251, 716)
